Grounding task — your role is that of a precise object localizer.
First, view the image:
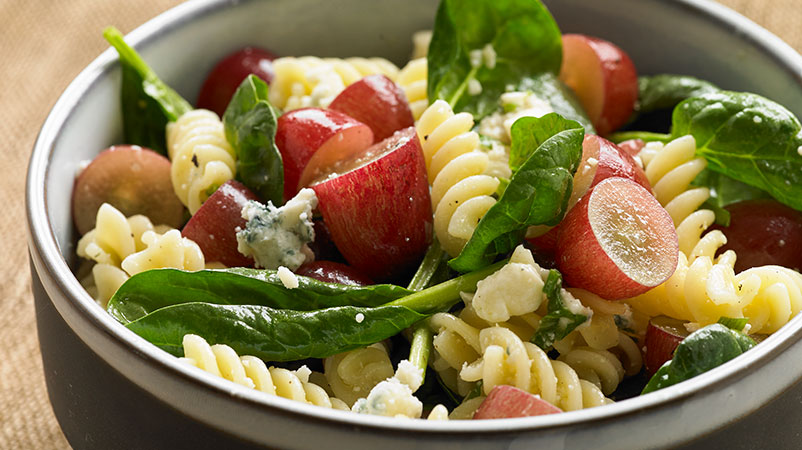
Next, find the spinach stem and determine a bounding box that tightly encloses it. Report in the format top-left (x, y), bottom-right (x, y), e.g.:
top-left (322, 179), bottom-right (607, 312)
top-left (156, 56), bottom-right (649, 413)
top-left (389, 260), bottom-right (506, 313)
top-left (407, 239), bottom-right (446, 291)
top-left (406, 239), bottom-right (445, 382)
top-left (408, 325), bottom-right (432, 378)
top-left (607, 131), bottom-right (671, 144)
top-left (448, 65), bottom-right (480, 109)
top-left (103, 27), bottom-right (152, 80)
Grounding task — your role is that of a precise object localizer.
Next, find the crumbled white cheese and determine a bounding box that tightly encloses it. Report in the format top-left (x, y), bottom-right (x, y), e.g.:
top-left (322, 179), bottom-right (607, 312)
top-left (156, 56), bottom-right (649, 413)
top-left (561, 288), bottom-right (592, 318)
top-left (797, 145), bottom-right (802, 156)
top-left (236, 188), bottom-right (317, 270)
top-left (277, 266), bottom-right (299, 289)
top-left (469, 49), bottom-right (483, 68)
top-left (351, 379), bottom-right (423, 418)
top-left (355, 313), bottom-right (365, 323)
top-left (394, 360), bottom-right (424, 392)
top-left (351, 359), bottom-right (424, 419)
top-left (477, 91), bottom-right (554, 144)
top-left (482, 43), bottom-right (497, 69)
top-left (468, 78), bottom-right (483, 96)
top-left (471, 245), bottom-right (547, 323)
top-left (483, 138), bottom-right (512, 179)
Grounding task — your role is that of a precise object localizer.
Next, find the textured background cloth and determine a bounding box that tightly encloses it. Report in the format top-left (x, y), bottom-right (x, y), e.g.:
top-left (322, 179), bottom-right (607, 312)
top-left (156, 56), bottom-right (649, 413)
top-left (2, 0), bottom-right (800, 448)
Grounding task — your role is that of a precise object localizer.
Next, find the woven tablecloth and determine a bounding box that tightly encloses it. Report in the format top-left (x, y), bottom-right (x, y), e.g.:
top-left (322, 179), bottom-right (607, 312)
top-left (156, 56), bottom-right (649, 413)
top-left (2, 0), bottom-right (800, 448)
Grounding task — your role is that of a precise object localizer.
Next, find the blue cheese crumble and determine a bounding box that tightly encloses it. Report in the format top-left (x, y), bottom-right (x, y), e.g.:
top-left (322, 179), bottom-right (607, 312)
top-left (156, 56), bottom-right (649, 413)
top-left (236, 188), bottom-right (317, 270)
top-left (351, 360), bottom-right (424, 418)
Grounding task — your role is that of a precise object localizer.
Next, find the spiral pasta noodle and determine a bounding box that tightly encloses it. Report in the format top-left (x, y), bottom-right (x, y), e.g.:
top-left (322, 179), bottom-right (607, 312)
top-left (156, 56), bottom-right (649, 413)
top-left (397, 57), bottom-right (428, 120)
top-left (428, 315), bottom-right (613, 411)
top-left (417, 100), bottom-right (500, 257)
top-left (324, 343), bottom-right (395, 407)
top-left (269, 56), bottom-right (400, 111)
top-left (625, 136), bottom-right (802, 333)
top-left (77, 203), bottom-right (204, 305)
top-left (180, 334), bottom-right (349, 410)
top-left (554, 289), bottom-right (644, 380)
top-left (166, 109), bottom-right (236, 215)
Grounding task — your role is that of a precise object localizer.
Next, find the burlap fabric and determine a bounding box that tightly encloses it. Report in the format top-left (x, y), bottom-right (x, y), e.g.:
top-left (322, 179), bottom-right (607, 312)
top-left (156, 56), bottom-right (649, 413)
top-left (1, 0), bottom-right (800, 448)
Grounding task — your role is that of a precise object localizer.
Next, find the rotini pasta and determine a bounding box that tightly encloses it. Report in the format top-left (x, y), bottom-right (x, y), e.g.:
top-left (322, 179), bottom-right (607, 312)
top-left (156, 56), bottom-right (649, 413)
top-left (625, 136), bottom-right (802, 333)
top-left (324, 343), bottom-right (395, 407)
top-left (417, 100), bottom-right (500, 257)
top-left (180, 334), bottom-right (349, 410)
top-left (428, 313), bottom-right (614, 411)
top-left (397, 58), bottom-right (428, 120)
top-left (554, 289), bottom-right (644, 379)
top-left (457, 326), bottom-right (613, 411)
top-left (77, 203), bottom-right (205, 305)
top-left (411, 30), bottom-right (432, 60)
top-left (166, 109), bottom-right (236, 215)
top-left (268, 56), bottom-right (400, 111)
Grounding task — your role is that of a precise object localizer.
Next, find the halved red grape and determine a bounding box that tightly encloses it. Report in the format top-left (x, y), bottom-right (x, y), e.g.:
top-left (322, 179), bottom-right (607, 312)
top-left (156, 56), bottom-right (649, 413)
top-left (197, 47), bottom-right (277, 116)
top-left (72, 145), bottom-right (184, 234)
top-left (711, 199), bottom-right (802, 272)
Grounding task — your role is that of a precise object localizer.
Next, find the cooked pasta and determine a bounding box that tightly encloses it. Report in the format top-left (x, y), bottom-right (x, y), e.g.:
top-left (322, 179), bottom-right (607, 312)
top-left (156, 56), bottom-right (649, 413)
top-left (411, 30), bottom-right (433, 60)
top-left (397, 57), bottom-right (428, 120)
top-left (428, 314), bottom-right (613, 411)
top-left (166, 109), bottom-right (236, 215)
top-left (625, 136), bottom-right (802, 333)
top-left (268, 56), bottom-right (400, 110)
top-left (120, 229), bottom-right (205, 275)
top-left (457, 326), bottom-right (613, 411)
top-left (77, 203), bottom-right (205, 305)
top-left (550, 289), bottom-right (643, 380)
top-left (557, 347), bottom-right (624, 395)
top-left (324, 343), bottom-right (395, 407)
top-left (427, 404), bottom-right (450, 420)
top-left (181, 334), bottom-right (349, 410)
top-left (417, 100), bottom-right (500, 257)
top-left (77, 203), bottom-right (167, 267)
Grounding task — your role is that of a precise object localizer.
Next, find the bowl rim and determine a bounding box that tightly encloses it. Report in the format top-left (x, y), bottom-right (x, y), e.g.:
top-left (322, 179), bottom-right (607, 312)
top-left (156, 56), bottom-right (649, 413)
top-left (25, 0), bottom-right (802, 439)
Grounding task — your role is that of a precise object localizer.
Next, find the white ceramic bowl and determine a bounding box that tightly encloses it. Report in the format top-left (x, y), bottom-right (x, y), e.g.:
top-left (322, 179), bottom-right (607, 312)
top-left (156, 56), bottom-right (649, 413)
top-left (27, 0), bottom-right (802, 448)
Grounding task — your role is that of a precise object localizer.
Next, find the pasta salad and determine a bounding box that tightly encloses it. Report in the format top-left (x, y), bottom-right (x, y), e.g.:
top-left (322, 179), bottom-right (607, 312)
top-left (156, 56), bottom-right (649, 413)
top-left (72, 0), bottom-right (802, 421)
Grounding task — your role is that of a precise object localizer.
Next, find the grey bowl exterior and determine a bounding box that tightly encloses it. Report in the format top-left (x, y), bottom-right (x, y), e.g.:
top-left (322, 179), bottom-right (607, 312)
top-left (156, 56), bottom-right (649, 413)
top-left (25, 0), bottom-right (802, 448)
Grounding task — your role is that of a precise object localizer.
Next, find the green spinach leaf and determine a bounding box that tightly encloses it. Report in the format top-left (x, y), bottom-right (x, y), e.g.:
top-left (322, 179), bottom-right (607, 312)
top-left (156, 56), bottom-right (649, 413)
top-left (126, 302), bottom-right (425, 361)
top-left (642, 323), bottom-right (756, 394)
top-left (103, 27), bottom-right (192, 155)
top-left (107, 268), bottom-right (412, 324)
top-left (717, 317), bottom-right (750, 332)
top-left (449, 114), bottom-right (583, 272)
top-left (608, 131), bottom-right (671, 144)
top-left (691, 168), bottom-right (770, 226)
top-left (427, 0), bottom-right (590, 129)
top-left (116, 261), bottom-right (505, 362)
top-left (531, 270), bottom-right (589, 350)
top-left (637, 74), bottom-right (719, 114)
top-left (671, 91), bottom-right (802, 211)
top-left (223, 75), bottom-right (284, 205)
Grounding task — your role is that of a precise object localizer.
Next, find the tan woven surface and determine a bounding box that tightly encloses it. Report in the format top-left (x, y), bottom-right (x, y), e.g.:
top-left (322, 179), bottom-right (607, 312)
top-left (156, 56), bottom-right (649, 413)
top-left (1, 0), bottom-right (800, 448)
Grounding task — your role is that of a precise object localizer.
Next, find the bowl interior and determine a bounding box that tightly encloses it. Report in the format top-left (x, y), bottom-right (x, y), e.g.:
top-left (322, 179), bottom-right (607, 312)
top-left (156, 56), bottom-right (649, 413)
top-left (27, 0), bottom-right (802, 446)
